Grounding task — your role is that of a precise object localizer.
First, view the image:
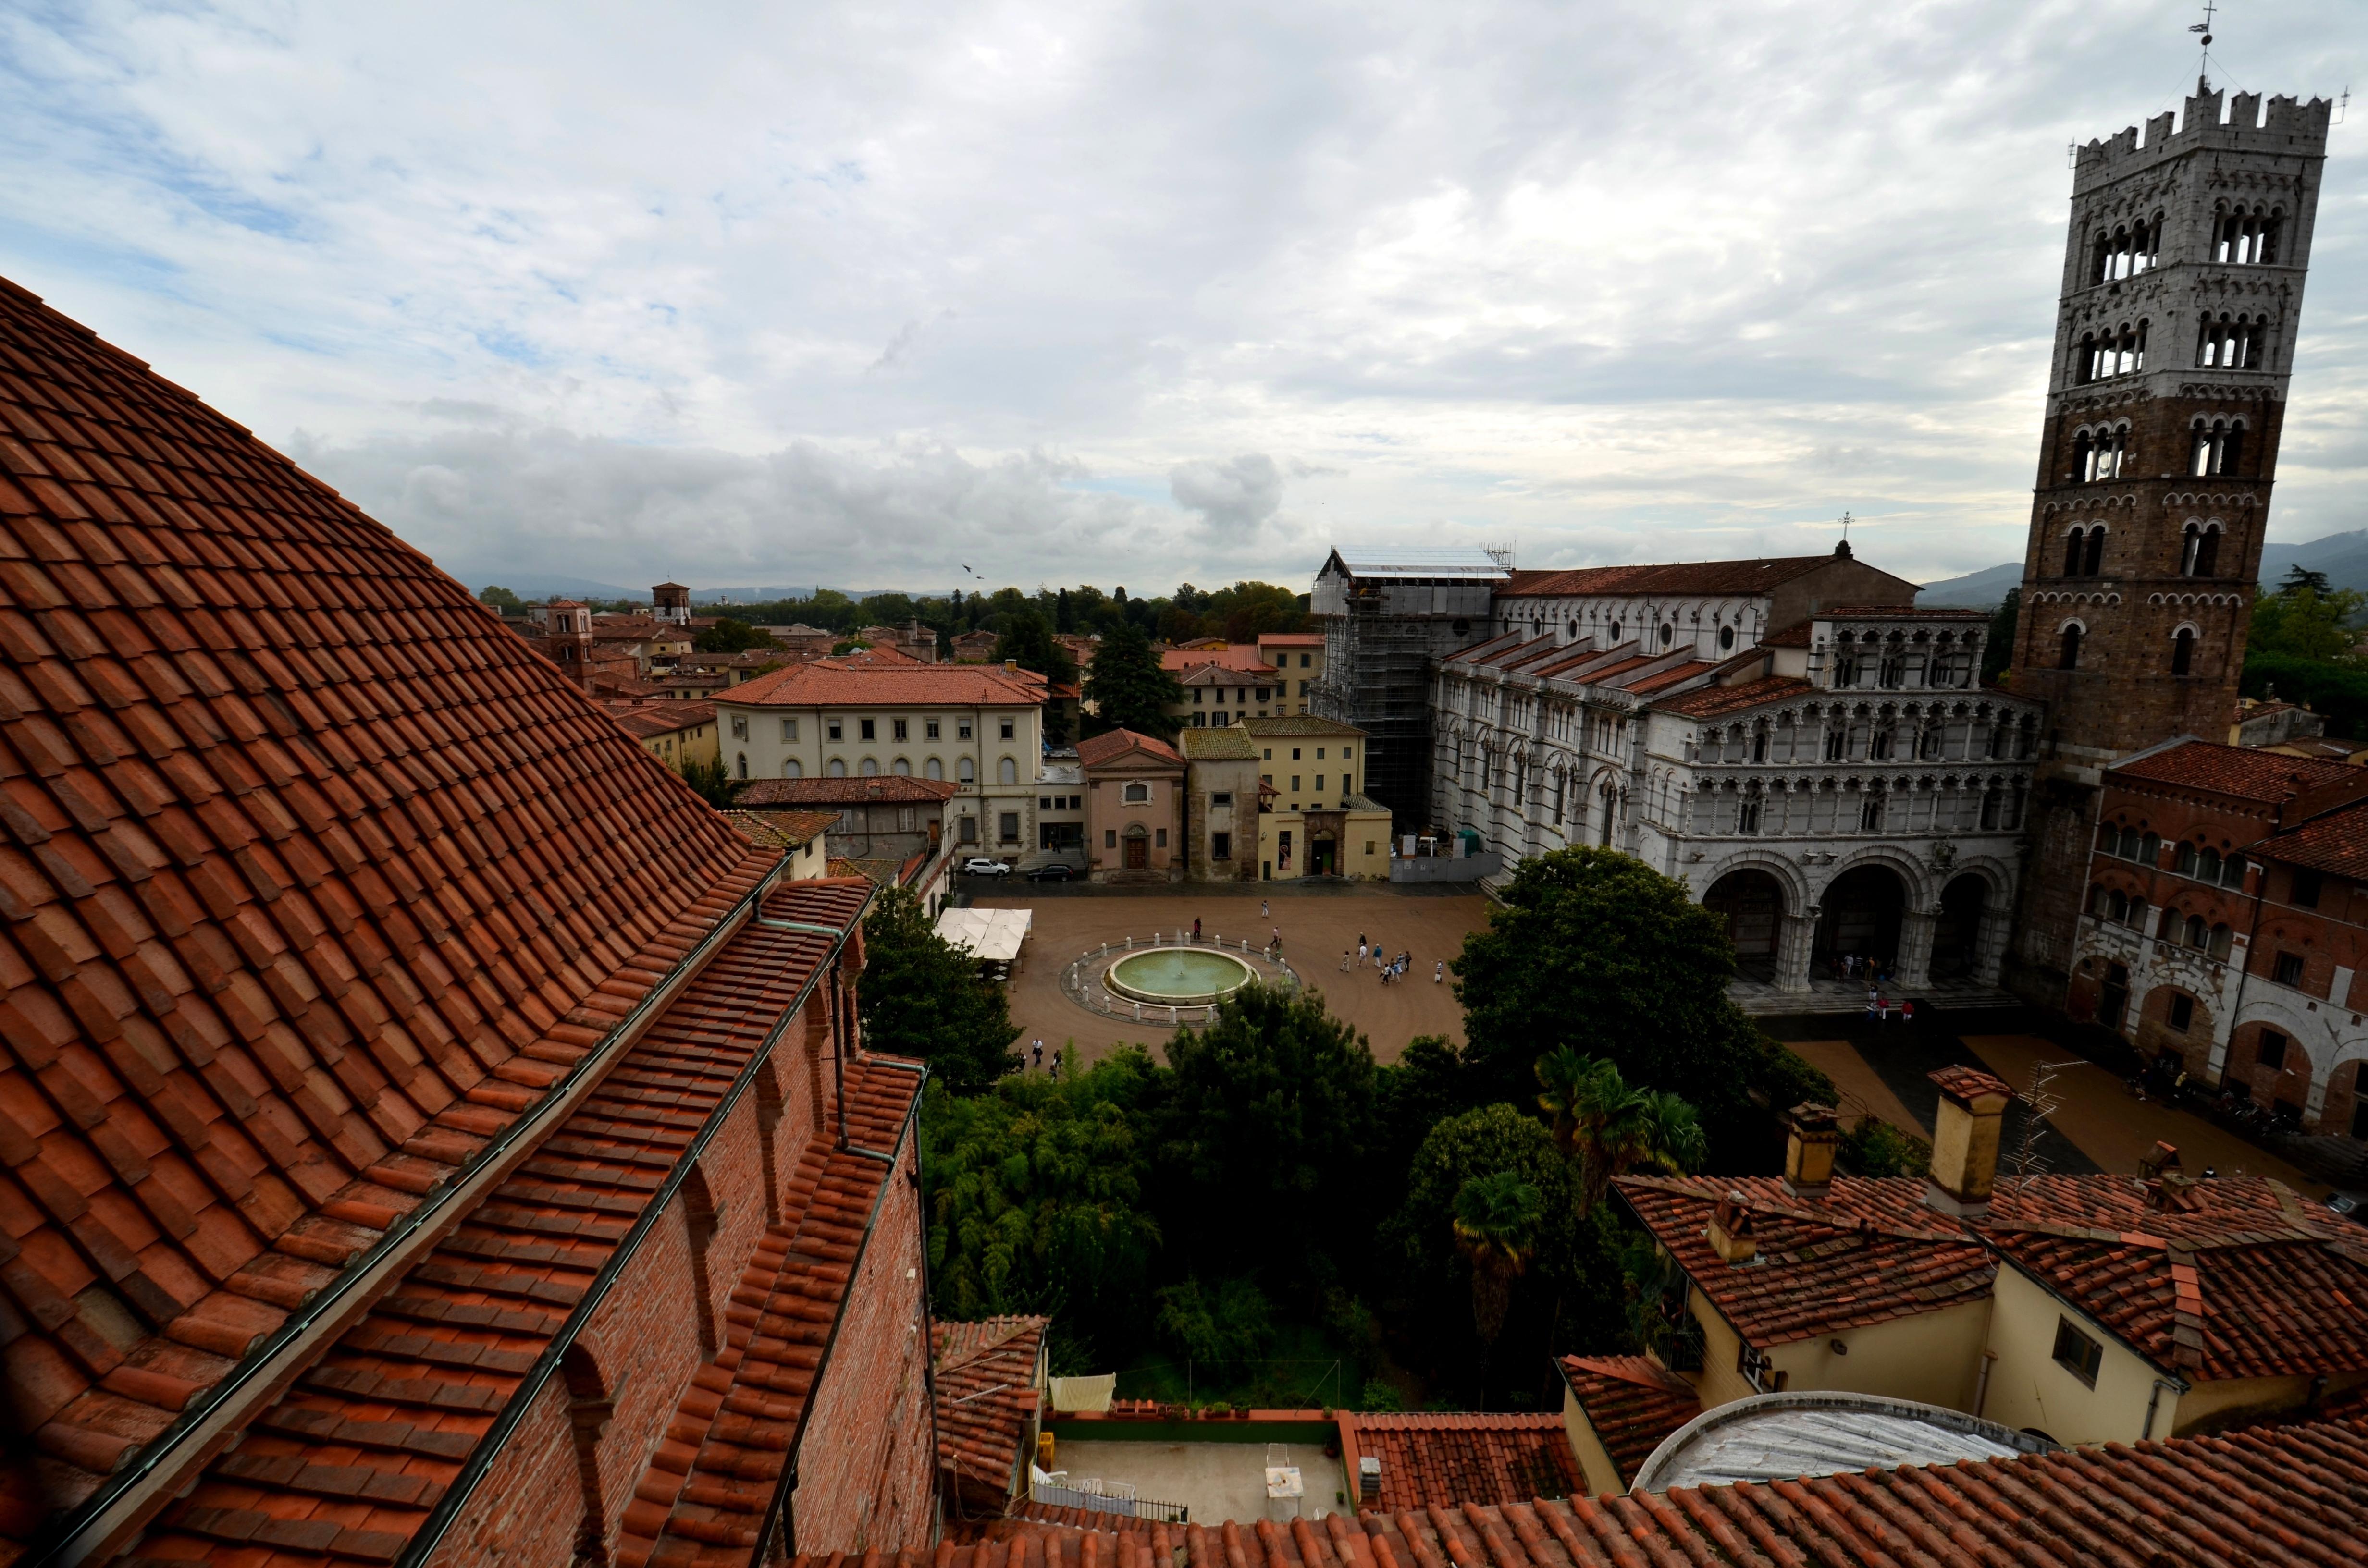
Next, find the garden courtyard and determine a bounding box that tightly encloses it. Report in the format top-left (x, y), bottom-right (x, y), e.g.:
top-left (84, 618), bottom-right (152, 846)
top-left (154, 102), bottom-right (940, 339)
top-left (964, 883), bottom-right (1485, 1067)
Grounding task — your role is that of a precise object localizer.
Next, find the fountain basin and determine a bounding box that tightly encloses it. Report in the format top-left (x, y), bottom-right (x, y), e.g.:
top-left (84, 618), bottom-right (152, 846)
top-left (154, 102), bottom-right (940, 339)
top-left (1106, 947), bottom-right (1260, 1007)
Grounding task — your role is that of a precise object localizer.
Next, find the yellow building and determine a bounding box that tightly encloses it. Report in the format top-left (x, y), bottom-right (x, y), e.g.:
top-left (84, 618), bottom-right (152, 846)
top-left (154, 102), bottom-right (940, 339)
top-left (1257, 630), bottom-right (1326, 715)
top-left (604, 698), bottom-right (720, 768)
top-left (1579, 1066), bottom-right (2368, 1481)
top-left (1241, 715), bottom-right (1391, 880)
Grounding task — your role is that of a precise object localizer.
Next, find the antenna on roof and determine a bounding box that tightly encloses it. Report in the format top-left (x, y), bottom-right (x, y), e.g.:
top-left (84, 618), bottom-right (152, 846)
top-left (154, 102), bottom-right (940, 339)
top-left (1835, 511), bottom-right (1854, 560)
top-left (2189, 0), bottom-right (2217, 97)
top-left (1481, 543), bottom-right (1517, 571)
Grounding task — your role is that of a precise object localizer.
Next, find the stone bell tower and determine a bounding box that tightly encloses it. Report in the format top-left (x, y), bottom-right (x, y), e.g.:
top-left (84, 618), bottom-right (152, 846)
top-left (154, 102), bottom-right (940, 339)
top-left (2006, 81), bottom-right (2333, 992)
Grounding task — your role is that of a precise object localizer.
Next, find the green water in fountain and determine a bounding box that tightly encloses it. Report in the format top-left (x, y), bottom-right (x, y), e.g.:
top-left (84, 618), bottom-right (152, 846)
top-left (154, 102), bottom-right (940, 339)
top-left (1106, 947), bottom-right (1258, 1005)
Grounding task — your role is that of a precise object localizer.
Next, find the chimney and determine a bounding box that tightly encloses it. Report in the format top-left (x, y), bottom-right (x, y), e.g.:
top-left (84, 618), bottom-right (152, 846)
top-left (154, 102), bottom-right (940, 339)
top-left (1705, 1191), bottom-right (1757, 1264)
top-left (1781, 1103), bottom-right (1839, 1199)
top-left (2137, 1140), bottom-right (2182, 1180)
top-left (1924, 1066), bottom-right (2015, 1218)
top-left (1006, 659), bottom-right (1019, 673)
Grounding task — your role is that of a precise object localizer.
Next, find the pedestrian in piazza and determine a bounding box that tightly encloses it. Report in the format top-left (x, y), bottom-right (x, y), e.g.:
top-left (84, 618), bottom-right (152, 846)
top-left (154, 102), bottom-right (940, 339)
top-left (1357, 941), bottom-right (1368, 963)
top-left (1192, 916), bottom-right (1202, 941)
top-left (1261, 898), bottom-right (1270, 918)
top-left (1434, 960), bottom-right (1444, 983)
top-left (1340, 949), bottom-right (1352, 971)
top-left (1270, 925), bottom-right (1281, 951)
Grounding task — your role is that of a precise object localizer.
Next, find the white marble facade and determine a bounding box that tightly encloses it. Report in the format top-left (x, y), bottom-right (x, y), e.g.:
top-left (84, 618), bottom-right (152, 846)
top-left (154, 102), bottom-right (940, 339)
top-left (1432, 603), bottom-right (2044, 992)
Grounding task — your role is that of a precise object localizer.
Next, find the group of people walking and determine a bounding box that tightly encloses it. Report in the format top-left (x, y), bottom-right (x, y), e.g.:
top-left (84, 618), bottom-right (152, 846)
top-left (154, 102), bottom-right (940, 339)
top-left (1340, 933), bottom-right (1440, 985)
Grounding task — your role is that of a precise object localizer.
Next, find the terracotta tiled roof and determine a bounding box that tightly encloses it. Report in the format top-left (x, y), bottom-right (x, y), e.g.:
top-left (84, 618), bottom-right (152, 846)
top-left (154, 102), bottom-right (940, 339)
top-left (722, 659), bottom-right (1039, 708)
top-left (1616, 1176), bottom-right (1998, 1345)
top-left (613, 1051), bottom-right (926, 1567)
top-left (933, 1316), bottom-right (1047, 1496)
top-left (1818, 604), bottom-right (1987, 620)
top-left (1555, 1357), bottom-right (1699, 1487)
top-left (1256, 633), bottom-right (1325, 647)
top-left (2112, 739), bottom-right (2357, 802)
top-left (1650, 675), bottom-right (1814, 719)
top-left (832, 643), bottom-right (922, 666)
top-left (2254, 797), bottom-right (2368, 880)
top-left (1500, 554), bottom-right (1890, 598)
top-left (1075, 728), bottom-right (1181, 768)
top-left (1339, 1412), bottom-right (1581, 1509)
top-left (1239, 715), bottom-right (1364, 739)
top-left (1179, 663), bottom-right (1278, 686)
top-left (802, 1418), bottom-right (2368, 1568)
top-left (1757, 619), bottom-right (1813, 648)
top-left (1161, 646), bottom-right (1271, 674)
top-left (0, 273), bottom-right (784, 1545)
top-left (1979, 1175), bottom-right (2368, 1381)
top-left (1177, 728), bottom-right (1259, 760)
top-left (721, 808), bottom-right (837, 851)
top-left (122, 878), bottom-right (880, 1566)
top-left (604, 698), bottom-right (717, 741)
top-left (734, 776), bottom-right (960, 807)
top-left (1620, 660), bottom-right (1716, 695)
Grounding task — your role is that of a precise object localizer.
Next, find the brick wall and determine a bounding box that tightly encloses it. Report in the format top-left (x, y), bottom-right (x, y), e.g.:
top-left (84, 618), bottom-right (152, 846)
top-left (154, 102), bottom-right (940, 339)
top-left (780, 1138), bottom-right (930, 1555)
top-left (423, 1375), bottom-right (581, 1568)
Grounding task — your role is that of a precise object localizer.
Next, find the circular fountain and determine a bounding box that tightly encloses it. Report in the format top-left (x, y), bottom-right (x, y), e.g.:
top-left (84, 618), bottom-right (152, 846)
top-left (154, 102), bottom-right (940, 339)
top-left (1104, 946), bottom-right (1260, 1007)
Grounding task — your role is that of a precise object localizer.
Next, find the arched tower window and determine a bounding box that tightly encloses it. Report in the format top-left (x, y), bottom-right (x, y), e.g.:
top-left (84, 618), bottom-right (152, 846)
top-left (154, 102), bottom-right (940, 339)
top-left (2083, 526), bottom-right (2106, 577)
top-left (2190, 420), bottom-right (2245, 477)
top-left (2214, 205), bottom-right (2283, 266)
top-left (2058, 623), bottom-right (2083, 670)
top-left (2180, 523), bottom-right (2222, 577)
top-left (2170, 625), bottom-right (2197, 676)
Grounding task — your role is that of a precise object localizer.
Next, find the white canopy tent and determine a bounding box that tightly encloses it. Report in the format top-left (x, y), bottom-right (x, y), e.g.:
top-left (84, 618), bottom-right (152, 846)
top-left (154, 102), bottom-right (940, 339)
top-left (933, 906), bottom-right (1033, 964)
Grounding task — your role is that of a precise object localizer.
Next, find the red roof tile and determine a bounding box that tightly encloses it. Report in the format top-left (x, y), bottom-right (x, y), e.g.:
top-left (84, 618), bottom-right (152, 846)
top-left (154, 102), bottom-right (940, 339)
top-left (0, 273), bottom-right (782, 1548)
top-left (933, 1316), bottom-right (1047, 1498)
top-left (604, 698), bottom-right (717, 741)
top-left (1075, 729), bottom-right (1182, 769)
top-left (1650, 675), bottom-right (1815, 719)
top-left (612, 1050), bottom-right (925, 1567)
top-left (1161, 646), bottom-right (1273, 675)
top-left (1554, 1357), bottom-right (1698, 1488)
top-left (2112, 738), bottom-right (2357, 802)
top-left (721, 809), bottom-right (837, 850)
top-left (802, 1418), bottom-right (2368, 1568)
top-left (734, 776), bottom-right (960, 807)
top-left (722, 659), bottom-right (1040, 708)
top-left (1616, 1176), bottom-right (1998, 1345)
top-left (1340, 1412), bottom-right (1581, 1510)
top-left (2253, 796), bottom-right (2368, 881)
top-left (116, 878), bottom-right (881, 1567)
top-left (1501, 554), bottom-right (1896, 598)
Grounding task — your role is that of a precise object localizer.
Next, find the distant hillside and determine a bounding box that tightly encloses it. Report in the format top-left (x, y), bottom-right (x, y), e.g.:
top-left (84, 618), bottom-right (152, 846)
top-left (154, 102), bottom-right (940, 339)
top-left (1918, 528), bottom-right (2368, 608)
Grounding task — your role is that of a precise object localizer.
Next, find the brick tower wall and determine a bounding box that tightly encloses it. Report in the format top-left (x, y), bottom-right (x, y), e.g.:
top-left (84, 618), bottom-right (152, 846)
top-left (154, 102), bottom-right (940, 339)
top-left (2005, 86), bottom-right (2332, 1000)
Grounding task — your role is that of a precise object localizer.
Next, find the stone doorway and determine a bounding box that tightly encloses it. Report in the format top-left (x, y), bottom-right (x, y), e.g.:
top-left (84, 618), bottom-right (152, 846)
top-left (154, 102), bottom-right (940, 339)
top-left (1703, 869), bottom-right (1785, 981)
top-left (1815, 864), bottom-right (1907, 972)
top-left (1124, 830), bottom-right (1149, 870)
top-left (1931, 874), bottom-right (1988, 979)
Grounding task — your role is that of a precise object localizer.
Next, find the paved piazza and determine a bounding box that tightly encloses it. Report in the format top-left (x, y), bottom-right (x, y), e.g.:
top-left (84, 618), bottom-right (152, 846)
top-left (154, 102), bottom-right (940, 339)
top-left (968, 884), bottom-right (1486, 1068)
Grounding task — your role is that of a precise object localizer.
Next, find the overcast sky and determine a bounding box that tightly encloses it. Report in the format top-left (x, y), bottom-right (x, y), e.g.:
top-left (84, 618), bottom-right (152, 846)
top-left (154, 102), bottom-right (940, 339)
top-left (1, 2), bottom-right (2359, 597)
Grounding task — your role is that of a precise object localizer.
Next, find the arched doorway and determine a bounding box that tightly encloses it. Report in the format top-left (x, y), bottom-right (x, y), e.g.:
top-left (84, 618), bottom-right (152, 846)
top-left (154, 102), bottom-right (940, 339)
top-left (1931, 874), bottom-right (1989, 979)
top-left (1703, 870), bottom-right (1786, 980)
top-left (1816, 865), bottom-right (1907, 971)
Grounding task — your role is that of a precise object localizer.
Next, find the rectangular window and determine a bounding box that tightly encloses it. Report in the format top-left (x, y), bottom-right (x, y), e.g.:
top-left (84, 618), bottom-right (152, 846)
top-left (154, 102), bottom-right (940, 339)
top-left (999, 812), bottom-right (1019, 842)
top-left (2291, 869), bottom-right (2324, 908)
top-left (927, 719), bottom-right (941, 739)
top-left (1291, 776), bottom-right (1302, 791)
top-left (958, 816), bottom-right (977, 843)
top-left (1316, 748), bottom-right (1326, 760)
top-left (2168, 994), bottom-right (2194, 1032)
top-left (2273, 953), bottom-right (2305, 988)
top-left (1212, 792), bottom-right (1233, 807)
top-left (1315, 775), bottom-right (1326, 791)
top-left (1105, 829), bottom-right (1117, 849)
top-left (1292, 748), bottom-right (1302, 760)
top-left (731, 717), bottom-right (749, 740)
top-left (860, 719), bottom-right (876, 741)
top-left (1155, 828), bottom-right (1167, 848)
top-left (828, 720), bottom-right (844, 742)
top-left (2052, 1318), bottom-right (2103, 1387)
top-left (1300, 653), bottom-right (1311, 668)
top-left (1194, 689), bottom-right (1205, 704)
top-left (1364, 841), bottom-right (1375, 855)
top-left (2257, 1029), bottom-right (2289, 1071)
top-left (1001, 719), bottom-right (1015, 740)
top-left (1041, 797), bottom-right (1053, 811)
top-left (1214, 711), bottom-right (1228, 726)
top-left (898, 807), bottom-right (916, 832)
top-left (781, 719), bottom-right (799, 741)
top-left (893, 718), bottom-right (908, 741)
top-left (959, 719), bottom-right (973, 740)
top-left (1212, 831), bottom-right (1232, 860)
top-left (1299, 680), bottom-right (1310, 696)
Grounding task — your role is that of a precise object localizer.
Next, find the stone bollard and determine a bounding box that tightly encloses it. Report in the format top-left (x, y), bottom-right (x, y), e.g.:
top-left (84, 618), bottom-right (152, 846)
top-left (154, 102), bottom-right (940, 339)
top-left (1133, 1001), bottom-right (1141, 1020)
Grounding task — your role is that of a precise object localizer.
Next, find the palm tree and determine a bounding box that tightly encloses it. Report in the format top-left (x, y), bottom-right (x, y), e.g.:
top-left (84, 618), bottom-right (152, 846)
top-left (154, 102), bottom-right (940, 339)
top-left (1534, 1046), bottom-right (1592, 1159)
top-left (1557, 1056), bottom-right (1707, 1216)
top-left (1451, 1171), bottom-right (1542, 1350)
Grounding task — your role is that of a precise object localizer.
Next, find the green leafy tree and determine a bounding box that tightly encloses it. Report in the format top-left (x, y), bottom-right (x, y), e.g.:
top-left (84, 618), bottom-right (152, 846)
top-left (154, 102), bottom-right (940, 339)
top-left (479, 585), bottom-right (524, 614)
top-left (1206, 581), bottom-right (1308, 642)
top-left (1451, 1171), bottom-right (1541, 1348)
top-left (1153, 1276), bottom-right (1274, 1381)
top-left (994, 607), bottom-right (1082, 743)
top-left (677, 757), bottom-right (740, 807)
top-left (1453, 847), bottom-right (1831, 1156)
top-left (695, 617), bottom-right (771, 653)
top-left (2281, 564), bottom-right (2335, 596)
top-left (1157, 986), bottom-right (1376, 1280)
top-left (921, 1053), bottom-right (1164, 1360)
top-left (2249, 583), bottom-right (2367, 664)
top-left (1837, 1115), bottom-right (1933, 1177)
top-left (1983, 588), bottom-right (2017, 685)
top-left (1082, 618), bottom-right (1185, 739)
top-left (856, 886), bottom-right (1021, 1090)
top-left (1548, 1055), bottom-right (1706, 1215)
top-left (1374, 1035), bottom-right (1478, 1182)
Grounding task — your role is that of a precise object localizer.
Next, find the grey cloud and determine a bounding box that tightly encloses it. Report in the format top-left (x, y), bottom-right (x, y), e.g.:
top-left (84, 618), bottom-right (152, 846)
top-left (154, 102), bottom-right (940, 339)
top-left (1170, 453), bottom-right (1283, 534)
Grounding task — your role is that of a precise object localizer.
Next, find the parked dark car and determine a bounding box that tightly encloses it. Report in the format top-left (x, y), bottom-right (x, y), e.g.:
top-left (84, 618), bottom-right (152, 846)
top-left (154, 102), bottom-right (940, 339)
top-left (1024, 863), bottom-right (1075, 882)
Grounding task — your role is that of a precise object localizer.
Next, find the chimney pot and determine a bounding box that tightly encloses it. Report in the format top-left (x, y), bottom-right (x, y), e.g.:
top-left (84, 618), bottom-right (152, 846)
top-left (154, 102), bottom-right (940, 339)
top-left (1924, 1066), bottom-right (2015, 1217)
top-left (1706, 1191), bottom-right (1758, 1264)
top-left (1782, 1103), bottom-right (1839, 1199)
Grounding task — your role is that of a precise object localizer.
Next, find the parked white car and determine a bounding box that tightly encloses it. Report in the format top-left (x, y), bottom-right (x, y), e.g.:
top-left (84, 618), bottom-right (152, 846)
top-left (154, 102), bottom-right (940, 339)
top-left (960, 857), bottom-right (1011, 878)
